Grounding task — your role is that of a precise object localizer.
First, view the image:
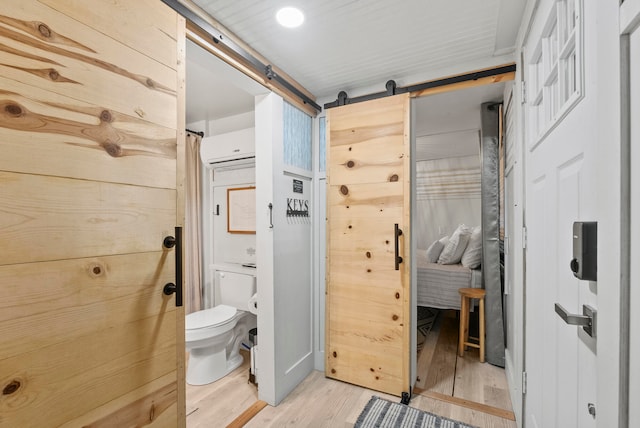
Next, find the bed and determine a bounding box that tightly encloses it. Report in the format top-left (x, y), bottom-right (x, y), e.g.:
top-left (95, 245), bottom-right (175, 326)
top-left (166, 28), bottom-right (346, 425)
top-left (416, 249), bottom-right (482, 310)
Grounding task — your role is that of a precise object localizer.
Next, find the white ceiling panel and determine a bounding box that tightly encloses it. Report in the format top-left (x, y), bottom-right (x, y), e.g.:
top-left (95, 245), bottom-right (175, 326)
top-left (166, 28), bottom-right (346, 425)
top-left (190, 0), bottom-right (526, 99)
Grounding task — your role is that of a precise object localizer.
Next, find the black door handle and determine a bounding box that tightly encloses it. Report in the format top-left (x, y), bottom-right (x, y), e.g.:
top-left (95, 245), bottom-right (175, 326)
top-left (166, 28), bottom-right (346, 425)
top-left (394, 223), bottom-right (403, 270)
top-left (163, 227), bottom-right (183, 307)
top-left (163, 283), bottom-right (177, 296)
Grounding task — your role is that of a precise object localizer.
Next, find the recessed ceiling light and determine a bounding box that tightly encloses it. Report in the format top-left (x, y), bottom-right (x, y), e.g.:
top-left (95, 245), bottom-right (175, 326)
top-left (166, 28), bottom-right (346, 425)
top-left (276, 7), bottom-right (304, 28)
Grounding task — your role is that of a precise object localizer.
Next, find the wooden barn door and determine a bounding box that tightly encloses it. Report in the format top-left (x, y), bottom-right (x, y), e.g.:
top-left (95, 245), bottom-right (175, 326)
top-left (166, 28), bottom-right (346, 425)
top-left (0, 1), bottom-right (185, 426)
top-left (326, 94), bottom-right (411, 397)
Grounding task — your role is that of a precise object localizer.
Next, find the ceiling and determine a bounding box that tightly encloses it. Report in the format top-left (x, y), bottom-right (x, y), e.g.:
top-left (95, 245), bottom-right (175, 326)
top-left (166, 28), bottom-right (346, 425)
top-left (414, 82), bottom-right (505, 160)
top-left (186, 39), bottom-right (263, 124)
top-left (189, 0), bottom-right (526, 100)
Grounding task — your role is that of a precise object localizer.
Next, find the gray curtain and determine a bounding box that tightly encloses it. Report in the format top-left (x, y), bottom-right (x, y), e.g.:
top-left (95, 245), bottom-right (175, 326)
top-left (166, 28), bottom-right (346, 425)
top-left (480, 102), bottom-right (506, 367)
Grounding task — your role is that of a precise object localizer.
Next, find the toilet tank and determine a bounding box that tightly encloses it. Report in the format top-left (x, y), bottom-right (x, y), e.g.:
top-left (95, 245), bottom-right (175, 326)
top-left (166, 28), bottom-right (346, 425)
top-left (218, 271), bottom-right (256, 310)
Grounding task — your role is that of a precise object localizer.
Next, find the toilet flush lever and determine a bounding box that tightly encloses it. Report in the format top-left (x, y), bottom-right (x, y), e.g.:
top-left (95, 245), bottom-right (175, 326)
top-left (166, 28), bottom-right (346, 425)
top-left (162, 227), bottom-right (183, 307)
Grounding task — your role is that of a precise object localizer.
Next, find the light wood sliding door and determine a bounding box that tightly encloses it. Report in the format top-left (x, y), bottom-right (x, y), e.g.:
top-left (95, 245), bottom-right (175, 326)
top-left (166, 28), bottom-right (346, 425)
top-left (0, 1), bottom-right (185, 426)
top-left (326, 94), bottom-right (411, 397)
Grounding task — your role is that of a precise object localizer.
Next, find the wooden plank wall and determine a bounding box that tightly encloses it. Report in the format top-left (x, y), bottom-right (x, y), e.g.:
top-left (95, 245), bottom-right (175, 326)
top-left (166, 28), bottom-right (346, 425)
top-left (0, 1), bottom-right (183, 426)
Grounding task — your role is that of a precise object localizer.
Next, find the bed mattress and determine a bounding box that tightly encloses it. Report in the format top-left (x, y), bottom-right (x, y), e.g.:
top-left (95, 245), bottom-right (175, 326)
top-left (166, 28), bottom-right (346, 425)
top-left (416, 250), bottom-right (482, 310)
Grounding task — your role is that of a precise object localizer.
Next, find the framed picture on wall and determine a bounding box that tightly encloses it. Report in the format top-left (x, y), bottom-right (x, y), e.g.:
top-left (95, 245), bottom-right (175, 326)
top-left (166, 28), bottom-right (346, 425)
top-left (227, 186), bottom-right (256, 234)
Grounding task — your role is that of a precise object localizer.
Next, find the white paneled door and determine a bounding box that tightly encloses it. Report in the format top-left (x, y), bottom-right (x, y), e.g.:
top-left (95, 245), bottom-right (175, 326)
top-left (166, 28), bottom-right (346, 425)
top-left (255, 93), bottom-right (314, 406)
top-left (523, 1), bottom-right (600, 427)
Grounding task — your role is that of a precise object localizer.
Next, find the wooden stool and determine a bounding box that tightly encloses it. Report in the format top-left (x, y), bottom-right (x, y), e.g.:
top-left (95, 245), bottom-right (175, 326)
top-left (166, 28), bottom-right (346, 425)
top-left (458, 288), bottom-right (486, 363)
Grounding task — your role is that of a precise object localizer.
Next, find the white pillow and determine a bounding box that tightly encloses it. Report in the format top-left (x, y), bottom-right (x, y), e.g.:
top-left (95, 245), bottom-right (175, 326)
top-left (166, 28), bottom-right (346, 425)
top-left (438, 225), bottom-right (472, 265)
top-left (426, 236), bottom-right (448, 263)
top-left (461, 226), bottom-right (482, 269)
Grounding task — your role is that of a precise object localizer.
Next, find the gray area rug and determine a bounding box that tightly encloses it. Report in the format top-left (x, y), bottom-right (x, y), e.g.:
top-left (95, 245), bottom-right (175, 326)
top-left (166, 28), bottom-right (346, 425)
top-left (416, 306), bottom-right (439, 353)
top-left (355, 396), bottom-right (478, 428)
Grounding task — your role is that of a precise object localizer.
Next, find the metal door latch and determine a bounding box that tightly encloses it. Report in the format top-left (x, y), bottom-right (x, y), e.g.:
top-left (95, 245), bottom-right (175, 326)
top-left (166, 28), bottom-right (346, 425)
top-left (554, 303), bottom-right (597, 338)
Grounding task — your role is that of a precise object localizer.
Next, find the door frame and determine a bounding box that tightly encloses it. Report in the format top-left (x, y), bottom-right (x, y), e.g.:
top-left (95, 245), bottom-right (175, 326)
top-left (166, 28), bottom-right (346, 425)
top-left (320, 68), bottom-right (518, 401)
top-left (620, 0), bottom-right (640, 425)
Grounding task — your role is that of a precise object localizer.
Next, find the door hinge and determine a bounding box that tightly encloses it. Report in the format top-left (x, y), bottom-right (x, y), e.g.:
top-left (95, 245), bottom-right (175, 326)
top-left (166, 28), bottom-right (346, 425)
top-left (522, 227), bottom-right (527, 249)
top-left (520, 50), bottom-right (527, 105)
top-left (522, 371), bottom-right (527, 395)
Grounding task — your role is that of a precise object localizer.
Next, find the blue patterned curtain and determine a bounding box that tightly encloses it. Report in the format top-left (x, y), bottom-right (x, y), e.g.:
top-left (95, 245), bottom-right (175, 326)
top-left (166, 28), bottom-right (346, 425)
top-left (283, 102), bottom-right (312, 171)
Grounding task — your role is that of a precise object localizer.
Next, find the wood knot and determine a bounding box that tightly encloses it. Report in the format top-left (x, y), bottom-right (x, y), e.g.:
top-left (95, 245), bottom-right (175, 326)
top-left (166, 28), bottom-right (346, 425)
top-left (5, 103), bottom-right (23, 117)
top-left (392, 314), bottom-right (399, 321)
top-left (331, 369), bottom-right (336, 374)
top-left (366, 251), bottom-right (371, 258)
top-left (340, 185), bottom-right (349, 195)
top-left (48, 69), bottom-right (59, 81)
top-left (38, 23), bottom-right (52, 38)
top-left (367, 269), bottom-right (372, 273)
top-left (395, 292), bottom-right (400, 299)
top-left (100, 110), bottom-right (113, 123)
top-left (385, 240), bottom-right (390, 244)
top-left (101, 140), bottom-right (122, 157)
top-left (370, 368), bottom-right (375, 372)
top-left (90, 263), bottom-right (103, 276)
top-left (348, 225), bottom-right (352, 229)
top-left (3, 380), bottom-right (21, 395)
top-left (333, 351), bottom-right (337, 358)
top-left (146, 78), bottom-right (155, 88)
top-left (348, 147), bottom-right (352, 151)
top-left (389, 174), bottom-right (399, 182)
top-left (346, 160), bottom-right (355, 168)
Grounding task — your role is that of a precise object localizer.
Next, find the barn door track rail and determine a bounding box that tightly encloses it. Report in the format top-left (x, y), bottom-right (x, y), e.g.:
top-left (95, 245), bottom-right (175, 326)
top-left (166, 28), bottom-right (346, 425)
top-left (324, 64), bottom-right (516, 109)
top-left (160, 0), bottom-right (321, 113)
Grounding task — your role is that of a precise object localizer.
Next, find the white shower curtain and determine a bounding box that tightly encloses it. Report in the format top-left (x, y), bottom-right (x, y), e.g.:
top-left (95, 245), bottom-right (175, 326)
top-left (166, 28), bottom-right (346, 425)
top-left (185, 132), bottom-right (203, 314)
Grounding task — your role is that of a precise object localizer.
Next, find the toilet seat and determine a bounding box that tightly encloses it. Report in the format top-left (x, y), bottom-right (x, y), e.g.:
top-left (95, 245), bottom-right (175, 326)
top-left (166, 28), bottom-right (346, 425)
top-left (186, 304), bottom-right (237, 330)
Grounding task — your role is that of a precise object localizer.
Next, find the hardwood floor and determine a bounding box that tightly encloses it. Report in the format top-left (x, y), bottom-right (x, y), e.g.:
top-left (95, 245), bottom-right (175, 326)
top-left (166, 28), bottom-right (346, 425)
top-left (186, 310), bottom-right (517, 428)
top-left (416, 310), bottom-right (514, 413)
top-left (186, 350), bottom-right (259, 427)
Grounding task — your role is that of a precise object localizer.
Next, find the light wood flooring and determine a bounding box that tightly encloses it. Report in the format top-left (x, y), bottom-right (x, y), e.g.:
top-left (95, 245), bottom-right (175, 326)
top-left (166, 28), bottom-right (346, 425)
top-left (186, 350), bottom-right (259, 427)
top-left (186, 310), bottom-right (517, 428)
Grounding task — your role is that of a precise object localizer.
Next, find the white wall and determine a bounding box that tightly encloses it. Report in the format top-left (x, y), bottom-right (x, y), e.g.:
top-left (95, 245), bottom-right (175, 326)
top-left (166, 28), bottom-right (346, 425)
top-left (186, 110), bottom-right (254, 137)
top-left (211, 168), bottom-right (256, 267)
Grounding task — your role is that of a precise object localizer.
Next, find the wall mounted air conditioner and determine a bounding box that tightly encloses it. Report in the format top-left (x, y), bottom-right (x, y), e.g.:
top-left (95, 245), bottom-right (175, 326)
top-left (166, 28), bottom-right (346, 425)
top-left (200, 127), bottom-right (255, 170)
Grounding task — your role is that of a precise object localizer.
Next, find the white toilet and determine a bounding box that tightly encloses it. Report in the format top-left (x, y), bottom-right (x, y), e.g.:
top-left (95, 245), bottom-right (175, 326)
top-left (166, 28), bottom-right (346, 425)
top-left (185, 271), bottom-right (256, 385)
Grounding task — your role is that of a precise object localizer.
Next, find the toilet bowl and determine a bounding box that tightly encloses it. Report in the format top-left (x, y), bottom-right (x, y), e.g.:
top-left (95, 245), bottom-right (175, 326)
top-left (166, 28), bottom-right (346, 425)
top-left (185, 271), bottom-right (256, 385)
